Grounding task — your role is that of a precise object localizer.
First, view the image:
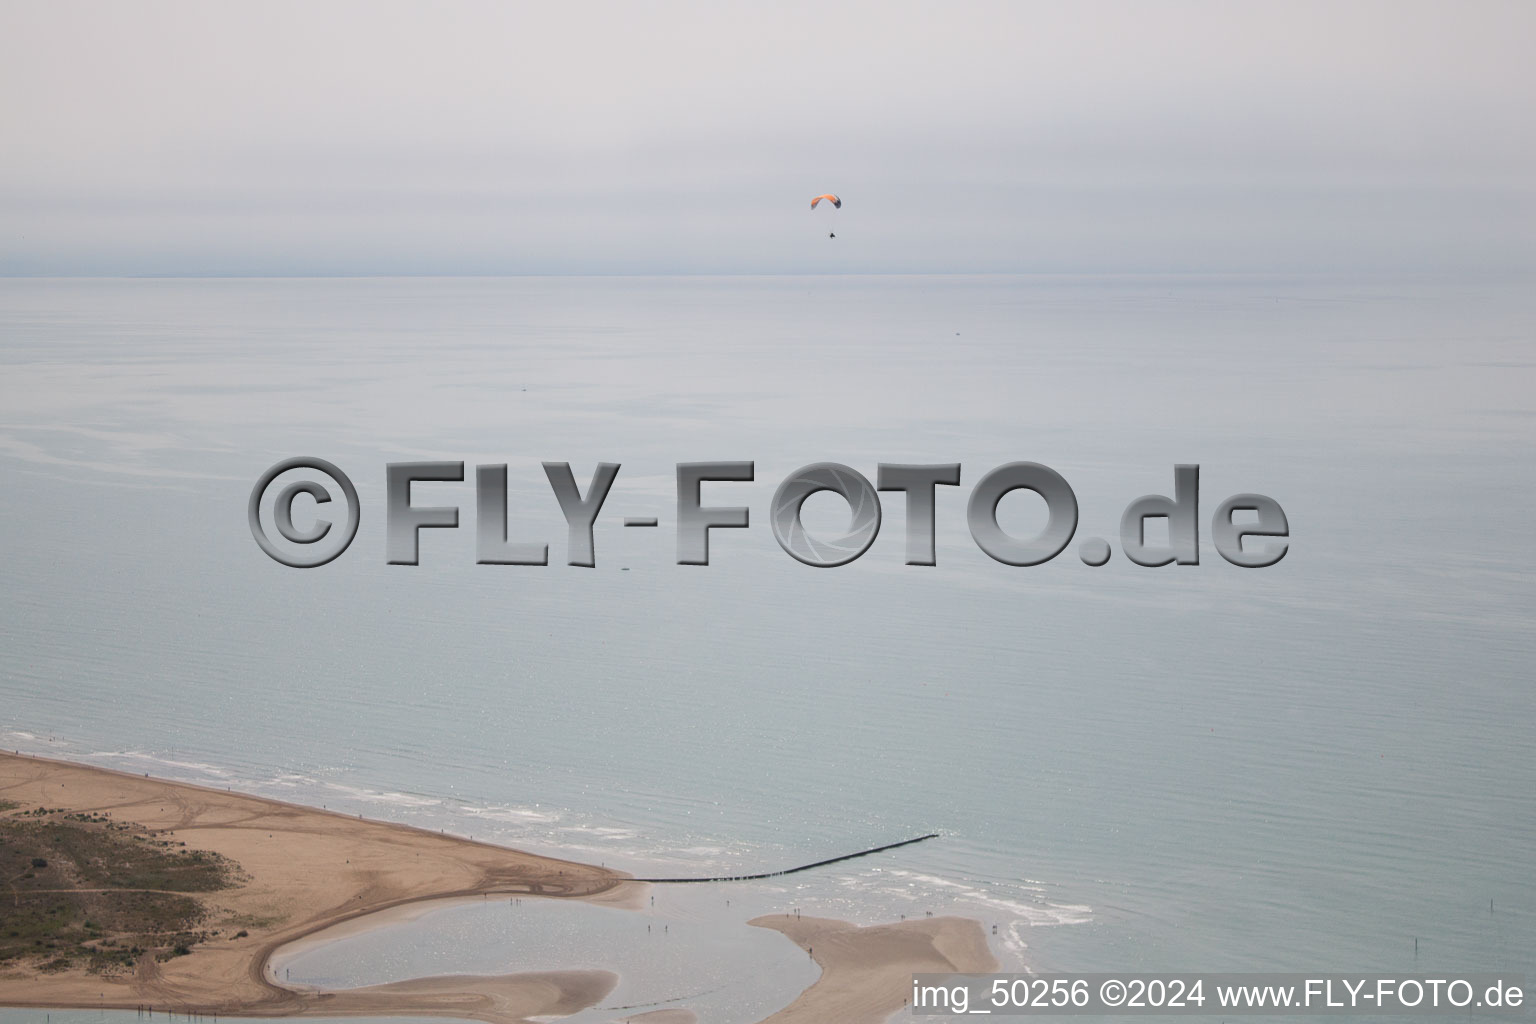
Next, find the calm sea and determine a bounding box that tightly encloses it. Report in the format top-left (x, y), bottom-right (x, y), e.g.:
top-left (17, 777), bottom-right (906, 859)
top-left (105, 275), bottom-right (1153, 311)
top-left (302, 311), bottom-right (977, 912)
top-left (1, 276), bottom-right (1532, 1022)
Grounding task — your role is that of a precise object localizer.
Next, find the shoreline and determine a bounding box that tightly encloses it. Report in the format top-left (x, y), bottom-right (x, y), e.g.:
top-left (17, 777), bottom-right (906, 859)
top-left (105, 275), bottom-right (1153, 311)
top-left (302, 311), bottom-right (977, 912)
top-left (1, 750), bottom-right (997, 1023)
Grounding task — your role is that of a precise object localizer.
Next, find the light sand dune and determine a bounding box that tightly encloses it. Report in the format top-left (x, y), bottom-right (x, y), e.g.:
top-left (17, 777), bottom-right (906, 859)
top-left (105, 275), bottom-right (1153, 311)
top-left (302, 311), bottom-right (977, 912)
top-left (751, 914), bottom-right (998, 1024)
top-left (0, 751), bottom-right (630, 1022)
top-left (613, 1010), bottom-right (698, 1024)
top-left (0, 752), bottom-right (996, 1023)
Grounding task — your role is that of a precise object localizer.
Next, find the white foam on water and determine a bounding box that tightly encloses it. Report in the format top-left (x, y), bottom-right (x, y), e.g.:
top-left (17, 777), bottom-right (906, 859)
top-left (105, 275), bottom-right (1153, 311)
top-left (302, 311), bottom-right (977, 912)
top-left (268, 772), bottom-right (317, 787)
top-left (879, 869), bottom-right (1092, 928)
top-left (316, 779), bottom-right (447, 809)
top-left (458, 801), bottom-right (563, 824)
top-left (567, 824), bottom-right (641, 839)
top-left (94, 749), bottom-right (235, 779)
top-left (4, 729), bottom-right (1080, 978)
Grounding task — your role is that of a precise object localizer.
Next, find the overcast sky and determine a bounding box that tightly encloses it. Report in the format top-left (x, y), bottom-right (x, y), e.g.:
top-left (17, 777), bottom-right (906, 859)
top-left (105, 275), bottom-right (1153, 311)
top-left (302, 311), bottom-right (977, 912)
top-left (2, 0), bottom-right (1532, 275)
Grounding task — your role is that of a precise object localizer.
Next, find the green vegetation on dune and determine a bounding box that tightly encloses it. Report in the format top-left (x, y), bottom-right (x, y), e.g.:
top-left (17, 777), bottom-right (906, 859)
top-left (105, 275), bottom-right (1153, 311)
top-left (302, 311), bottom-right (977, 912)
top-left (0, 805), bottom-right (242, 974)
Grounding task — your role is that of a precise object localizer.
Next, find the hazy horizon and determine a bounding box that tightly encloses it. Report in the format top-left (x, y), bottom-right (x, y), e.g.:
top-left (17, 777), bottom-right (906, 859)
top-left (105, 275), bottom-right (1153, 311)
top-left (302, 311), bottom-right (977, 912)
top-left (3, 1), bottom-right (1533, 277)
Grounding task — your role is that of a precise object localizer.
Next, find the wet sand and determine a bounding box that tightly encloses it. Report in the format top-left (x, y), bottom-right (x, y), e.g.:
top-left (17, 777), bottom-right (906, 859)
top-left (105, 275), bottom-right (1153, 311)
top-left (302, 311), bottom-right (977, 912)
top-left (0, 752), bottom-right (994, 1023)
top-left (751, 914), bottom-right (997, 1023)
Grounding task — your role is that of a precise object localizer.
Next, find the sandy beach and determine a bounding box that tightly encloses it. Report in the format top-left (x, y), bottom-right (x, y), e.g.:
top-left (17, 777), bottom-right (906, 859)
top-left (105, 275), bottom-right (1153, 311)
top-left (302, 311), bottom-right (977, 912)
top-left (0, 752), bottom-right (996, 1023)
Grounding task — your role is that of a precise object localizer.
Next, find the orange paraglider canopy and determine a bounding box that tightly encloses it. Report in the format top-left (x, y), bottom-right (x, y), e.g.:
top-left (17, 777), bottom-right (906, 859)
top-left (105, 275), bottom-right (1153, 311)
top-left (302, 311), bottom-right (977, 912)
top-left (810, 194), bottom-right (842, 209)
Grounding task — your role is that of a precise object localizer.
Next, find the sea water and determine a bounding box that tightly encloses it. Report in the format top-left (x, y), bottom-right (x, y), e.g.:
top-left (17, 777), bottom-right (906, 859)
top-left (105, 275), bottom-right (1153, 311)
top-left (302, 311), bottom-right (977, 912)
top-left (1, 275), bottom-right (1532, 1021)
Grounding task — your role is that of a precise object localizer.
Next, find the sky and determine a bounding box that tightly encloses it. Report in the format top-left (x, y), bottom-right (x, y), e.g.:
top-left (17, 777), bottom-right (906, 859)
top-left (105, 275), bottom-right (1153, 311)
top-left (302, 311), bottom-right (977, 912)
top-left (1, 0), bottom-right (1532, 275)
